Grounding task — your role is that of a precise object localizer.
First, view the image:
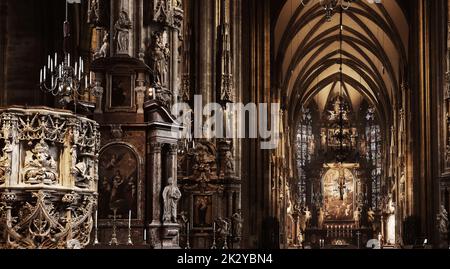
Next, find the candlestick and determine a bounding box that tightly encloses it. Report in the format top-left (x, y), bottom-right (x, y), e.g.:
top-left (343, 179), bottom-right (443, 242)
top-left (128, 210), bottom-right (132, 228)
top-left (55, 53), bottom-right (57, 67)
top-left (109, 209), bottom-right (118, 246)
top-left (211, 222), bottom-right (217, 249)
top-left (93, 210), bottom-right (100, 245)
top-left (127, 210), bottom-right (133, 246)
top-left (186, 221), bottom-right (191, 249)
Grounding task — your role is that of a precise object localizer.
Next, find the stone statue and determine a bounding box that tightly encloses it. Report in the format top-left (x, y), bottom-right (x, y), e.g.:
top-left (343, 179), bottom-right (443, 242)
top-left (150, 32), bottom-right (170, 88)
top-left (216, 217), bottom-right (231, 237)
top-left (162, 178), bottom-right (182, 223)
top-left (232, 210), bottom-right (243, 238)
top-left (23, 140), bottom-right (58, 185)
top-left (0, 143), bottom-right (12, 184)
top-left (88, 0), bottom-right (100, 24)
top-left (223, 150), bottom-right (234, 175)
top-left (437, 205), bottom-right (449, 235)
top-left (114, 10), bottom-right (132, 54)
top-left (94, 32), bottom-right (109, 59)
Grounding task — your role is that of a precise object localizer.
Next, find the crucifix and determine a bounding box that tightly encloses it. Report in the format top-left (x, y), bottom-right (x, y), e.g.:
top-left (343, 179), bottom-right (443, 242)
top-left (324, 163), bottom-right (359, 200)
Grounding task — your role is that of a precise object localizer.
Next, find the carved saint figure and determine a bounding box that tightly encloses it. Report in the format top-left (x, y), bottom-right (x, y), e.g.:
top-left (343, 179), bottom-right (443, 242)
top-left (163, 178), bottom-right (182, 223)
top-left (94, 32), bottom-right (109, 59)
top-left (88, 0), bottom-right (100, 24)
top-left (216, 217), bottom-right (231, 237)
top-left (0, 143), bottom-right (12, 184)
top-left (114, 10), bottom-right (132, 54)
top-left (437, 205), bottom-right (449, 235)
top-left (24, 141), bottom-right (58, 185)
top-left (232, 210), bottom-right (243, 238)
top-left (150, 32), bottom-right (170, 88)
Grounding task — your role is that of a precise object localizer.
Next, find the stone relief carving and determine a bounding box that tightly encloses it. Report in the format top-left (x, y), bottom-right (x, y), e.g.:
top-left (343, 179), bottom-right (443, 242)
top-left (0, 108), bottom-right (100, 249)
top-left (1, 191), bottom-right (95, 249)
top-left (163, 177), bottom-right (182, 223)
top-left (114, 10), bottom-right (132, 55)
top-left (191, 141), bottom-right (217, 181)
top-left (0, 142), bottom-right (12, 185)
top-left (23, 140), bottom-right (58, 185)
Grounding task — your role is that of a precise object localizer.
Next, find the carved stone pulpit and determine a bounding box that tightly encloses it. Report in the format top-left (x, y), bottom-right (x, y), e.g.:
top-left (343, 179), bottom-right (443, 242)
top-left (0, 107), bottom-right (100, 249)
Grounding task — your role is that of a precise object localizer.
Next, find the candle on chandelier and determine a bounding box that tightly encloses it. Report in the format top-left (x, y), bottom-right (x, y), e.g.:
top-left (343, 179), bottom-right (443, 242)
top-left (68, 53), bottom-right (71, 67)
top-left (55, 53), bottom-right (57, 67)
top-left (40, 69), bottom-right (42, 83)
top-left (74, 62), bottom-right (78, 76)
top-left (85, 75), bottom-right (88, 87)
top-left (144, 229), bottom-right (147, 241)
top-left (59, 65), bottom-right (62, 77)
top-left (48, 55), bottom-right (51, 68)
top-left (44, 66), bottom-right (46, 80)
top-left (50, 59), bottom-right (53, 72)
top-left (95, 210), bottom-right (98, 230)
top-left (128, 210), bottom-right (132, 229)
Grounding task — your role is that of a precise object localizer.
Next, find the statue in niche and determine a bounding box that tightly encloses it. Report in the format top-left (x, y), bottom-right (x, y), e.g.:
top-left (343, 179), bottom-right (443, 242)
top-left (162, 177), bottom-right (182, 223)
top-left (232, 210), bottom-right (243, 238)
top-left (150, 32), bottom-right (170, 88)
top-left (88, 0), bottom-right (100, 24)
top-left (114, 10), bottom-right (132, 54)
top-left (0, 142), bottom-right (12, 184)
top-left (23, 141), bottom-right (58, 185)
top-left (437, 205), bottom-right (449, 235)
top-left (222, 150), bottom-right (234, 176)
top-left (216, 217), bottom-right (231, 238)
top-left (94, 32), bottom-right (110, 59)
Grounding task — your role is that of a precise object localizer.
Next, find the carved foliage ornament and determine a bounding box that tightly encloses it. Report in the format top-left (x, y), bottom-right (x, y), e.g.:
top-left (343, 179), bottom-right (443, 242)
top-left (151, 0), bottom-right (183, 29)
top-left (0, 191), bottom-right (95, 249)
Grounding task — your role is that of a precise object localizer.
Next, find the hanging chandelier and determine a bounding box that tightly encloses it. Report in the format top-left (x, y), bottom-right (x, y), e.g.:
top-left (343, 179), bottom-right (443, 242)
top-left (300, 0), bottom-right (354, 21)
top-left (39, 0), bottom-right (94, 108)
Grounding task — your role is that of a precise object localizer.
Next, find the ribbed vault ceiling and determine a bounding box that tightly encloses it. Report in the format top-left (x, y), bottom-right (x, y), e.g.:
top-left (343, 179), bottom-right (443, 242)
top-left (274, 0), bottom-right (409, 124)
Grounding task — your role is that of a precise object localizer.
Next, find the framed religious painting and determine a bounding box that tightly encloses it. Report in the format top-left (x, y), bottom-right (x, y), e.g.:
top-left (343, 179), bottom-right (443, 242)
top-left (106, 73), bottom-right (136, 112)
top-left (192, 195), bottom-right (213, 228)
top-left (98, 143), bottom-right (140, 220)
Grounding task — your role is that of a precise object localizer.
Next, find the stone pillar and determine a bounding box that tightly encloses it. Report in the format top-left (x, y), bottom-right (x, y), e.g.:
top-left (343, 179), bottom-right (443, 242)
top-left (169, 144), bottom-right (178, 183)
top-left (148, 142), bottom-right (163, 247)
top-left (198, 0), bottom-right (215, 105)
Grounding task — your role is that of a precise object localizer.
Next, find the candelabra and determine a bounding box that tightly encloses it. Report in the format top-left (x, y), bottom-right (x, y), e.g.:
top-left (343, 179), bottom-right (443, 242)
top-left (39, 1), bottom-right (96, 108)
top-left (109, 209), bottom-right (119, 246)
top-left (211, 223), bottom-right (217, 249)
top-left (300, 0), bottom-right (354, 21)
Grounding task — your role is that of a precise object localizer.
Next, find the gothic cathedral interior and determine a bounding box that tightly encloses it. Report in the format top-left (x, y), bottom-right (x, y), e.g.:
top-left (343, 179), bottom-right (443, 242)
top-left (0, 0), bottom-right (449, 250)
